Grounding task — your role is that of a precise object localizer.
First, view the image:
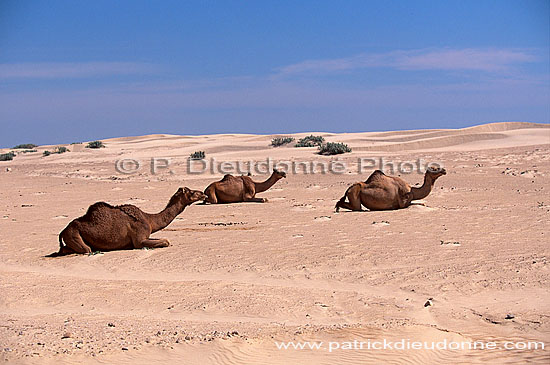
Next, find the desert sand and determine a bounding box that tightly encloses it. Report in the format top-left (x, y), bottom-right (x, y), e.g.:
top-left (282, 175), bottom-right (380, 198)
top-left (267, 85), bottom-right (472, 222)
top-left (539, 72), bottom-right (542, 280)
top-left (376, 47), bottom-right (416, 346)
top-left (0, 122), bottom-right (549, 364)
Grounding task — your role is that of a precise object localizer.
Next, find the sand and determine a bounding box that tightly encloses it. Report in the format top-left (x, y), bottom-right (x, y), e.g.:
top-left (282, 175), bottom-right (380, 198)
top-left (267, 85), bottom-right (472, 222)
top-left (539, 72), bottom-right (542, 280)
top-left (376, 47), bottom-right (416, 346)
top-left (0, 122), bottom-right (549, 364)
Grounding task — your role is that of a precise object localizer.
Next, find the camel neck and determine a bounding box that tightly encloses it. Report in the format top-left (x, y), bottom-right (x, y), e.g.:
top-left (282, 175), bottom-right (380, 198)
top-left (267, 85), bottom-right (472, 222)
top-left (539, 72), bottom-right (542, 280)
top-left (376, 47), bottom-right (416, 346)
top-left (147, 199), bottom-right (186, 233)
top-left (253, 173), bottom-right (280, 193)
top-left (410, 174), bottom-right (435, 200)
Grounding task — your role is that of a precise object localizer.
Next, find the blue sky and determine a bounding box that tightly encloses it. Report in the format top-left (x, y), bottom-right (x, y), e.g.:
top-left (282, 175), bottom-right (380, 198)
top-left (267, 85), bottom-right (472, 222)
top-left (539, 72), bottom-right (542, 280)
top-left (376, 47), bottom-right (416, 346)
top-left (0, 0), bottom-right (548, 147)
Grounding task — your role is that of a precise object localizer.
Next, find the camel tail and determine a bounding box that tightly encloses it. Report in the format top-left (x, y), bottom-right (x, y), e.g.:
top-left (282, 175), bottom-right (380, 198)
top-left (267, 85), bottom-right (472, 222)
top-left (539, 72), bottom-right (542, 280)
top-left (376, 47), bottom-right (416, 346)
top-left (338, 185), bottom-right (353, 203)
top-left (59, 231), bottom-right (64, 249)
top-left (335, 186), bottom-right (350, 212)
top-left (46, 230), bottom-right (66, 257)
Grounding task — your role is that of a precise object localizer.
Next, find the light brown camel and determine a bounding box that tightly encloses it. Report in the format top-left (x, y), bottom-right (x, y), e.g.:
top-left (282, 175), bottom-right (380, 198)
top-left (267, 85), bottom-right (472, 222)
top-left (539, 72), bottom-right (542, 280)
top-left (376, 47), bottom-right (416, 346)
top-left (50, 187), bottom-right (206, 256)
top-left (203, 169), bottom-right (286, 204)
top-left (335, 167), bottom-right (446, 212)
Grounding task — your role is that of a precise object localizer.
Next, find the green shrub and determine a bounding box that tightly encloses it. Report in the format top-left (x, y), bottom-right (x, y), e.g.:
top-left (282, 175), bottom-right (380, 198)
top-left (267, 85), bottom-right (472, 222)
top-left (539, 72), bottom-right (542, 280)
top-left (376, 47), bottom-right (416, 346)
top-left (318, 142), bottom-right (352, 155)
top-left (70, 142), bottom-right (82, 145)
top-left (17, 149), bottom-right (37, 154)
top-left (271, 137), bottom-right (295, 147)
top-left (86, 141), bottom-right (105, 149)
top-left (295, 135), bottom-right (325, 147)
top-left (190, 151), bottom-right (205, 160)
top-left (43, 146), bottom-right (69, 157)
top-left (0, 152), bottom-right (16, 161)
top-left (13, 144), bottom-right (37, 149)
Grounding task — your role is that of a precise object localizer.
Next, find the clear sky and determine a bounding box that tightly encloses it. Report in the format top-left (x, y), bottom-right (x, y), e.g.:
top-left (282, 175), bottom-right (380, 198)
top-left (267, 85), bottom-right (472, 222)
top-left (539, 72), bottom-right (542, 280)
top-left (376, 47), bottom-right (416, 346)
top-left (0, 0), bottom-right (548, 147)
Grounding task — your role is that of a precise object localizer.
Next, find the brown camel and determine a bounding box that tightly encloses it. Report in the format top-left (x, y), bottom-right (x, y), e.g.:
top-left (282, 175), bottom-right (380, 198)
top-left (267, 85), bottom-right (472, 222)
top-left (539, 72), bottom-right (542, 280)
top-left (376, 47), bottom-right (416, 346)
top-left (203, 169), bottom-right (286, 204)
top-left (335, 167), bottom-right (446, 212)
top-left (50, 187), bottom-right (206, 256)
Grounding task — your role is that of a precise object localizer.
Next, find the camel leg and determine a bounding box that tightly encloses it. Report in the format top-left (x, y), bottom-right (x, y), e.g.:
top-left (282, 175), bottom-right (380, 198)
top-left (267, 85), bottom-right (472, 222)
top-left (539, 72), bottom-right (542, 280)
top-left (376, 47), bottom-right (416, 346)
top-left (335, 199), bottom-right (343, 212)
top-left (335, 196), bottom-right (346, 212)
top-left (399, 192), bottom-right (414, 209)
top-left (46, 244), bottom-right (76, 257)
top-left (61, 228), bottom-right (92, 254)
top-left (59, 245), bottom-right (76, 255)
top-left (244, 197), bottom-right (267, 203)
top-left (141, 238), bottom-right (170, 248)
top-left (336, 199), bottom-right (363, 211)
top-left (336, 190), bottom-right (363, 212)
top-left (335, 195), bottom-right (363, 211)
top-left (204, 187), bottom-right (218, 204)
top-left (242, 187), bottom-right (266, 202)
top-left (139, 238), bottom-right (170, 248)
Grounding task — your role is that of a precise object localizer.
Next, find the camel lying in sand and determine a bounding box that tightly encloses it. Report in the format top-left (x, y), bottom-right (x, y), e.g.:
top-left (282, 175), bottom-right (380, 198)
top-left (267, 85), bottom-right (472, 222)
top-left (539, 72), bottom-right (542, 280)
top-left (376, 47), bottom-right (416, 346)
top-left (335, 167), bottom-right (446, 212)
top-left (51, 187), bottom-right (206, 256)
top-left (203, 169), bottom-right (286, 203)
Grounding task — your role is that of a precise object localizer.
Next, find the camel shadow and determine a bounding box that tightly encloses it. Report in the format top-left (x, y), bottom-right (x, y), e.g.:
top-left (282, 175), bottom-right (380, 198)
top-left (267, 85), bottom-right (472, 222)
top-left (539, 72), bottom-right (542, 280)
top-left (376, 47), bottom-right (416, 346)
top-left (334, 202), bottom-right (427, 213)
top-left (45, 250), bottom-right (105, 258)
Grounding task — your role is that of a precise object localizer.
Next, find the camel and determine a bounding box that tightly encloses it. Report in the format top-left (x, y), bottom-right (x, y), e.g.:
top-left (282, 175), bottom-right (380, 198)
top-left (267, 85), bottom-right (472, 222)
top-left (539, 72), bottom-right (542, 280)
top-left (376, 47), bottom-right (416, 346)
top-left (50, 187), bottom-right (206, 256)
top-left (203, 169), bottom-right (286, 204)
top-left (335, 167), bottom-right (446, 212)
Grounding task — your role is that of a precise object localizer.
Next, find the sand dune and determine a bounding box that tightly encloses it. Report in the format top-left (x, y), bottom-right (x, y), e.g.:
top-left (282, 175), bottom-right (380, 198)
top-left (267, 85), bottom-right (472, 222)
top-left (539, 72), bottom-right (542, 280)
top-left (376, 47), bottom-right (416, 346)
top-left (0, 122), bottom-right (549, 364)
top-left (4, 122), bottom-right (548, 164)
top-left (353, 133), bottom-right (510, 152)
top-left (347, 122), bottom-right (549, 152)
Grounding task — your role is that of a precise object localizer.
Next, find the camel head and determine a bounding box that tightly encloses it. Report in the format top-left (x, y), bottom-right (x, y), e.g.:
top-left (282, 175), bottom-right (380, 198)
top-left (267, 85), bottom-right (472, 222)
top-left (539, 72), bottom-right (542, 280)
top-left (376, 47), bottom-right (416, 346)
top-left (426, 166), bottom-right (447, 180)
top-left (170, 187), bottom-right (206, 206)
top-left (180, 187), bottom-right (207, 204)
top-left (272, 168), bottom-right (287, 179)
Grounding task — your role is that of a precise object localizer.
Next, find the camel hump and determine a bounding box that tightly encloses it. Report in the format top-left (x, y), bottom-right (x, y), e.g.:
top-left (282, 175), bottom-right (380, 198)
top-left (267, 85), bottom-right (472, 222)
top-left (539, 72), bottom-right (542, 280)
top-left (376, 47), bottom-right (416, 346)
top-left (116, 204), bottom-right (143, 221)
top-left (221, 174), bottom-right (235, 182)
top-left (365, 170), bottom-right (386, 183)
top-left (86, 201), bottom-right (114, 214)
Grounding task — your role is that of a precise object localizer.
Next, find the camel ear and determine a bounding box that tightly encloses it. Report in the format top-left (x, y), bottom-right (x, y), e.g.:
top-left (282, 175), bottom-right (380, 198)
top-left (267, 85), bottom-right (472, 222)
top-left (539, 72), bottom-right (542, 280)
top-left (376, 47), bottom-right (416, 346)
top-left (273, 168), bottom-right (278, 173)
top-left (177, 187), bottom-right (183, 193)
top-left (184, 187), bottom-right (191, 193)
